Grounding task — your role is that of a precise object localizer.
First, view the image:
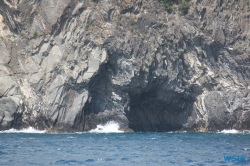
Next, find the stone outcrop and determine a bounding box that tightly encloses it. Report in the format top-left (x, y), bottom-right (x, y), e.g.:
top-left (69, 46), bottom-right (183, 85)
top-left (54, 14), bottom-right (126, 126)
top-left (0, 0), bottom-right (250, 132)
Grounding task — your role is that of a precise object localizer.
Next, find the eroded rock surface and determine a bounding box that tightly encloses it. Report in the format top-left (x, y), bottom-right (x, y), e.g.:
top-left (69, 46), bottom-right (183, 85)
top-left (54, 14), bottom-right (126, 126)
top-left (0, 0), bottom-right (250, 132)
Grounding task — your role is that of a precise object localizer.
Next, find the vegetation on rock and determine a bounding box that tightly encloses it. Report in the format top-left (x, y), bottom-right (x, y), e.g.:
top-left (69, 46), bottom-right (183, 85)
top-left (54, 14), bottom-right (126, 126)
top-left (180, 1), bottom-right (189, 15)
top-left (33, 31), bottom-right (38, 38)
top-left (161, 0), bottom-right (189, 14)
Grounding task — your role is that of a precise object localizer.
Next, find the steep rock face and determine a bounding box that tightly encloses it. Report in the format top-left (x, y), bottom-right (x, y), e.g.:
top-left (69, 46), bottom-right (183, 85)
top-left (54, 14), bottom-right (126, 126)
top-left (0, 0), bottom-right (250, 132)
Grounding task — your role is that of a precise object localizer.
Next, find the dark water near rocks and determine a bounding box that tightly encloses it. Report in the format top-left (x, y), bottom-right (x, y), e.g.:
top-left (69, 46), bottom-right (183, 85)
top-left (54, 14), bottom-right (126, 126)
top-left (0, 130), bottom-right (250, 166)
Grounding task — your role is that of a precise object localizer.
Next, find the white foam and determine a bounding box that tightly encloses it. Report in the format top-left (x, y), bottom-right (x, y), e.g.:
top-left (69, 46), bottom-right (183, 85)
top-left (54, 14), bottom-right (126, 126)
top-left (0, 127), bottom-right (46, 134)
top-left (244, 148), bottom-right (250, 151)
top-left (67, 136), bottom-right (76, 139)
top-left (89, 121), bottom-right (124, 133)
top-left (220, 129), bottom-right (239, 134)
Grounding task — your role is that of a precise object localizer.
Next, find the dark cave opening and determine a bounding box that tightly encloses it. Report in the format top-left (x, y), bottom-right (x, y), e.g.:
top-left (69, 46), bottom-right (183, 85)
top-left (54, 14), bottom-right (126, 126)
top-left (127, 84), bottom-right (203, 132)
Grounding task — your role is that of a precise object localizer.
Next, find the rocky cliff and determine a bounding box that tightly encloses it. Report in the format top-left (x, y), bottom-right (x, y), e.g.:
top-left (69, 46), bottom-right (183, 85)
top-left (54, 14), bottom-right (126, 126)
top-left (0, 0), bottom-right (250, 132)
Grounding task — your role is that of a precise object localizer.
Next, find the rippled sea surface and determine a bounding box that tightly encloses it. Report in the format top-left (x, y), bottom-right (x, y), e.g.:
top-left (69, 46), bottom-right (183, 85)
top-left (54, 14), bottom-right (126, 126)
top-left (1, 132), bottom-right (250, 165)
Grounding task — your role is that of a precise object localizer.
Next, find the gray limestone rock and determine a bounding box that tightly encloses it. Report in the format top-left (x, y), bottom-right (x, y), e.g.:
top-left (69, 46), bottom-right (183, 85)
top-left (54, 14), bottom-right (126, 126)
top-left (0, 0), bottom-right (250, 132)
top-left (0, 96), bottom-right (23, 130)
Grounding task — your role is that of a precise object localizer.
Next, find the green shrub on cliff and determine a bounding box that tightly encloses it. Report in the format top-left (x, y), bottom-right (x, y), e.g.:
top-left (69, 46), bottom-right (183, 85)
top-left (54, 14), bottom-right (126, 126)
top-left (161, 0), bottom-right (190, 15)
top-left (162, 0), bottom-right (173, 13)
top-left (92, 0), bottom-right (100, 3)
top-left (180, 1), bottom-right (189, 15)
top-left (33, 31), bottom-right (38, 38)
top-left (85, 21), bottom-right (92, 31)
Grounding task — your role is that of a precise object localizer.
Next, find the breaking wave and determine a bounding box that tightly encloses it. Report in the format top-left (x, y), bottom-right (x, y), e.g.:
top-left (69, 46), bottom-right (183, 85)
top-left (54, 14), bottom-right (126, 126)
top-left (218, 129), bottom-right (250, 134)
top-left (89, 121), bottom-right (124, 133)
top-left (219, 129), bottom-right (239, 134)
top-left (0, 127), bottom-right (46, 134)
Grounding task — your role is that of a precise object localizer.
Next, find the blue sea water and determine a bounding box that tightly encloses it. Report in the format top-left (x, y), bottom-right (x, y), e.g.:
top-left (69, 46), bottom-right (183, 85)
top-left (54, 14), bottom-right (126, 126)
top-left (0, 130), bottom-right (250, 165)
